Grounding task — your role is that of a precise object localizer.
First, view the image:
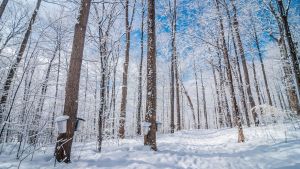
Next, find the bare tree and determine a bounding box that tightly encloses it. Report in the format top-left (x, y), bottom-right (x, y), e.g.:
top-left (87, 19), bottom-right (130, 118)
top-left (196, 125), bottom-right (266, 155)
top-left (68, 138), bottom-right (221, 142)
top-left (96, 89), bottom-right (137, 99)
top-left (215, 0), bottom-right (244, 142)
top-left (180, 80), bottom-right (196, 128)
top-left (250, 13), bottom-right (273, 106)
top-left (229, 0), bottom-right (258, 126)
top-left (54, 0), bottom-right (91, 163)
top-left (0, 0), bottom-right (42, 137)
top-left (137, 0), bottom-right (146, 135)
top-left (119, 0), bottom-right (136, 139)
top-left (223, 0), bottom-right (250, 127)
top-left (276, 0), bottom-right (300, 102)
top-left (268, 2), bottom-right (300, 115)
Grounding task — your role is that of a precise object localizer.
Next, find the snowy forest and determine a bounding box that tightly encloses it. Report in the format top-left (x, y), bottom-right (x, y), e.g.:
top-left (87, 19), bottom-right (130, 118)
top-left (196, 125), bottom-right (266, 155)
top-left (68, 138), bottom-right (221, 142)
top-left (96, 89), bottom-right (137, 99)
top-left (0, 0), bottom-right (300, 168)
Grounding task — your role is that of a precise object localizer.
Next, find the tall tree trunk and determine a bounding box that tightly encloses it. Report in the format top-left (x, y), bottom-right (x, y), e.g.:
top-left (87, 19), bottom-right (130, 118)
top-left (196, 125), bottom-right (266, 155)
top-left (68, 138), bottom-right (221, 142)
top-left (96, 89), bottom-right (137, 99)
top-left (279, 37), bottom-right (299, 114)
top-left (175, 54), bottom-right (181, 131)
top-left (223, 0), bottom-right (250, 127)
top-left (277, 0), bottom-right (300, 104)
top-left (136, 0), bottom-right (145, 135)
top-left (193, 61), bottom-right (201, 129)
top-left (0, 0), bottom-right (42, 132)
top-left (111, 54), bottom-right (118, 138)
top-left (119, 0), bottom-right (130, 139)
top-left (212, 63), bottom-right (223, 128)
top-left (269, 2), bottom-right (300, 115)
top-left (171, 0), bottom-right (181, 131)
top-left (181, 80), bottom-right (196, 128)
top-left (217, 43), bottom-right (232, 128)
top-left (215, 0), bottom-right (244, 142)
top-left (169, 0), bottom-right (177, 133)
top-left (0, 0), bottom-right (8, 19)
top-left (51, 40), bottom-right (61, 142)
top-left (170, 57), bottom-right (175, 133)
top-left (200, 70), bottom-right (208, 129)
top-left (144, 0), bottom-right (157, 151)
top-left (229, 0), bottom-right (258, 126)
top-left (119, 0), bottom-right (136, 138)
top-left (54, 0), bottom-right (91, 163)
top-left (252, 57), bottom-right (262, 114)
top-left (251, 15), bottom-right (273, 106)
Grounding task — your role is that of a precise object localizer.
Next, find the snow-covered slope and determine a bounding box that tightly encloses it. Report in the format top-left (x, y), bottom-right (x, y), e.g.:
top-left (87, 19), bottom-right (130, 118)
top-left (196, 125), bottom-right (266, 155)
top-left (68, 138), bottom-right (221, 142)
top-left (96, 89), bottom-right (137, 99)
top-left (1, 123), bottom-right (300, 169)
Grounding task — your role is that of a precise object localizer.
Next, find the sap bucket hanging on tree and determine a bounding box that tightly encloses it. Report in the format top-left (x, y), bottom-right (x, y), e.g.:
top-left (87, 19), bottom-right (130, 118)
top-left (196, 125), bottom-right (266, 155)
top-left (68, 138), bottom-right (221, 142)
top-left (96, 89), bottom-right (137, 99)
top-left (55, 115), bottom-right (69, 134)
top-left (156, 121), bottom-right (162, 131)
top-left (75, 117), bottom-right (85, 131)
top-left (142, 121), bottom-right (151, 135)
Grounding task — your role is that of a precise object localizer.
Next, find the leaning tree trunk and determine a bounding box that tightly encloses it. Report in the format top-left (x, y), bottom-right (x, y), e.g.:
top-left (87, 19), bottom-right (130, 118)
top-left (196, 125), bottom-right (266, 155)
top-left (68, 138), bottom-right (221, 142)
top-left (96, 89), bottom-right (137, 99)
top-left (217, 42), bottom-right (232, 128)
top-left (54, 0), bottom-right (91, 163)
top-left (0, 0), bottom-right (8, 20)
top-left (278, 35), bottom-right (300, 114)
top-left (0, 0), bottom-right (42, 133)
top-left (277, 0), bottom-right (300, 104)
top-left (269, 2), bottom-right (300, 115)
top-left (216, 0), bottom-right (244, 142)
top-left (144, 0), bottom-right (157, 151)
top-left (180, 80), bottom-right (196, 128)
top-left (229, 0), bottom-right (258, 126)
top-left (223, 0), bottom-right (250, 127)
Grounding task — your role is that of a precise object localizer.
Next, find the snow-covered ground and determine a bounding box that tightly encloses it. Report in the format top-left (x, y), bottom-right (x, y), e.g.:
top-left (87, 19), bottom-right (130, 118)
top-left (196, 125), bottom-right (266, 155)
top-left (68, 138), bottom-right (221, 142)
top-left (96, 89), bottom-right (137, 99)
top-left (1, 123), bottom-right (300, 169)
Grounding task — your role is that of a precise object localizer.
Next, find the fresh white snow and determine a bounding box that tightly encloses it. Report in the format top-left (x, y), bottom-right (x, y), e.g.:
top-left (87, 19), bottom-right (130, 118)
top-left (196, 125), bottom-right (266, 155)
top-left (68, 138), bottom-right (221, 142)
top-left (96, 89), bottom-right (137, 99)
top-left (1, 123), bottom-right (300, 169)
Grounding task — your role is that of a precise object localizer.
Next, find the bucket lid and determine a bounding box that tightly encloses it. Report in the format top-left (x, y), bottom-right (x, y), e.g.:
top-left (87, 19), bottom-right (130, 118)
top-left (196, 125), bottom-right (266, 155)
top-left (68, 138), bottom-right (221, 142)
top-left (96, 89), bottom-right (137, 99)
top-left (55, 115), bottom-right (69, 122)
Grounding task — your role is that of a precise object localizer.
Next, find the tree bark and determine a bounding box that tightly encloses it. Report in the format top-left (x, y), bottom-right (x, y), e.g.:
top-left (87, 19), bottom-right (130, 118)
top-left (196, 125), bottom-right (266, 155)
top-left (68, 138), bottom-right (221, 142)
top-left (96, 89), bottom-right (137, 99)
top-left (119, 0), bottom-right (130, 139)
top-left (144, 0), bottom-right (157, 151)
top-left (169, 0), bottom-right (177, 133)
top-left (54, 0), bottom-right (91, 163)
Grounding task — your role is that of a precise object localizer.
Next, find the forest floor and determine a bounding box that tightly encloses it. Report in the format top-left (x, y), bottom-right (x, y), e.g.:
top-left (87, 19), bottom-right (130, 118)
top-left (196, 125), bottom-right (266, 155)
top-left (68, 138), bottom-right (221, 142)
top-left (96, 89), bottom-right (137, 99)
top-left (1, 123), bottom-right (300, 169)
